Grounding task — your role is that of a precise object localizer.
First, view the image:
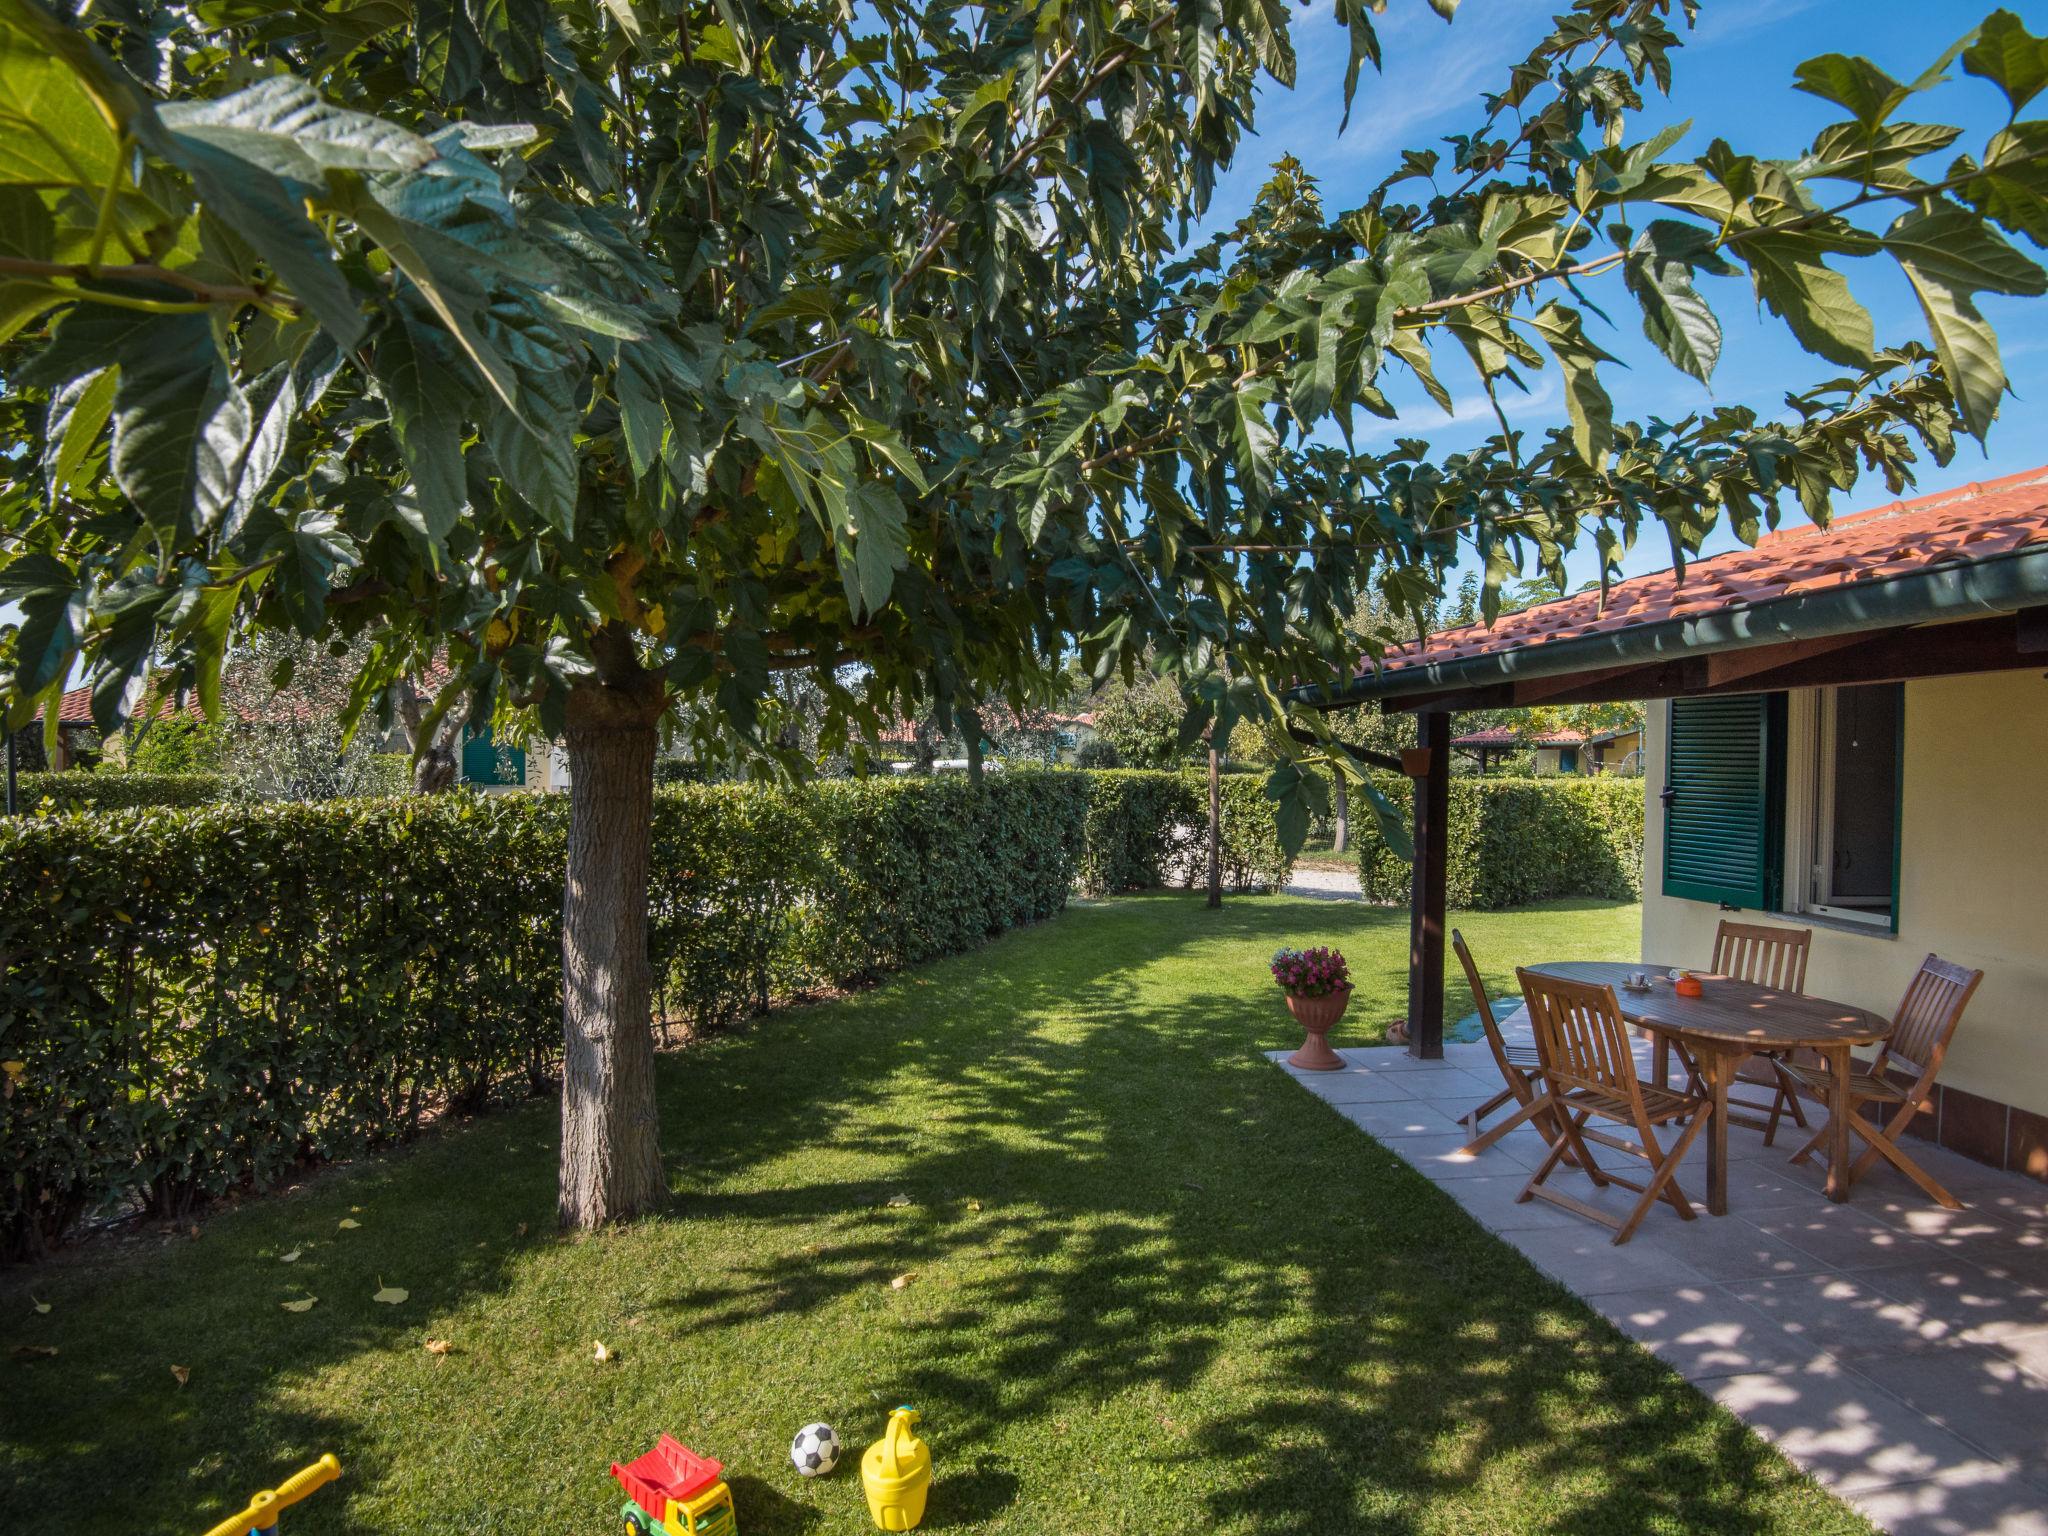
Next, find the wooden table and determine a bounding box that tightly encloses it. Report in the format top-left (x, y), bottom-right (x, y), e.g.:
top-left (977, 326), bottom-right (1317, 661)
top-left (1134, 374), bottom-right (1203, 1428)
top-left (1521, 961), bottom-right (1890, 1215)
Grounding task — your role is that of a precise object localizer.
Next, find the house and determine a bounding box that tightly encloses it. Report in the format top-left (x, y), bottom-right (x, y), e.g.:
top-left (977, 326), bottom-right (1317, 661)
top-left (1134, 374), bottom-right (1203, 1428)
top-left (1449, 724), bottom-right (1602, 774)
top-left (1312, 467), bottom-right (2048, 1184)
top-left (1528, 728), bottom-right (1586, 775)
top-left (1584, 724), bottom-right (1643, 774)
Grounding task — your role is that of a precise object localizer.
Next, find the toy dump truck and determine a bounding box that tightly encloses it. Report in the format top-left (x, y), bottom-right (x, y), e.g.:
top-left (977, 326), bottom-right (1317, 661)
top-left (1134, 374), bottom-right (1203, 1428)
top-left (612, 1435), bottom-right (736, 1536)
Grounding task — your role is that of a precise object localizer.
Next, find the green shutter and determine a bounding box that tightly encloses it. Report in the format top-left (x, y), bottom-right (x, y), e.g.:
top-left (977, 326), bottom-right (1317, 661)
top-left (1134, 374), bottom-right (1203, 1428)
top-left (1662, 694), bottom-right (1783, 909)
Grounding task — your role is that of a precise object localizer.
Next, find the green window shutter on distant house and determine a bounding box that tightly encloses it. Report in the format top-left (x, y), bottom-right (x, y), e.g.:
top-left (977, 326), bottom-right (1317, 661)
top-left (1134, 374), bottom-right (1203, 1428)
top-left (1662, 694), bottom-right (1785, 910)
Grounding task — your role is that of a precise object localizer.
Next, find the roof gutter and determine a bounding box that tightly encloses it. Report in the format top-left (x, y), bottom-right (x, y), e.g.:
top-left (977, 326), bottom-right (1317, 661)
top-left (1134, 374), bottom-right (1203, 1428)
top-left (1301, 543), bottom-right (2048, 708)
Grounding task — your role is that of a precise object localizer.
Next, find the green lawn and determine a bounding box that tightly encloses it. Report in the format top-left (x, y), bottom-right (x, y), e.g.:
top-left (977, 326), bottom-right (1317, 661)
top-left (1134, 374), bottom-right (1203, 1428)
top-left (1, 895), bottom-right (1869, 1535)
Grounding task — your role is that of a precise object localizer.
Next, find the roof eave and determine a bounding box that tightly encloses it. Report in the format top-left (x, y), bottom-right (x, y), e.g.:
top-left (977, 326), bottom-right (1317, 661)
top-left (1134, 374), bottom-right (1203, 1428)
top-left (1301, 543), bottom-right (2048, 709)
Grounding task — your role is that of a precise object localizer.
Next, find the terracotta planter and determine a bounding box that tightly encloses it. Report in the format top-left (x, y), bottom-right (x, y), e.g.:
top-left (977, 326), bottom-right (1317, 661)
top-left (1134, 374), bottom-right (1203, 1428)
top-left (1284, 984), bottom-right (1353, 1071)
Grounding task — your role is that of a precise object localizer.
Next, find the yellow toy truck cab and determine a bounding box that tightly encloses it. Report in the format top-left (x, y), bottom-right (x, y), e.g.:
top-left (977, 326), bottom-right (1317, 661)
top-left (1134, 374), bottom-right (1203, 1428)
top-left (611, 1435), bottom-right (736, 1536)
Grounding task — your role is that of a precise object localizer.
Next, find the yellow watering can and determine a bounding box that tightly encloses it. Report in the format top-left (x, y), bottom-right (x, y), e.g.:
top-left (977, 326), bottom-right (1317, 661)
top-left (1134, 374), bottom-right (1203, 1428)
top-left (860, 1407), bottom-right (931, 1532)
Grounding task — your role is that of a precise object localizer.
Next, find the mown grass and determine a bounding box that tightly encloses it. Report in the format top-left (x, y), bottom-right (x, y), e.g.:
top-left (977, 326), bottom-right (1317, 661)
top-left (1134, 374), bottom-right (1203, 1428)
top-left (1, 894), bottom-right (1869, 1535)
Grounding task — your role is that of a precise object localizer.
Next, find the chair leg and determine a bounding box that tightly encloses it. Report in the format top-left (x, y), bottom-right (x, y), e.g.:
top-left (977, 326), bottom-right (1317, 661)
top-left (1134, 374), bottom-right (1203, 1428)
top-left (1461, 1084), bottom-right (1515, 1135)
top-left (1763, 1060), bottom-right (1809, 1148)
top-left (1787, 1116), bottom-right (1831, 1166)
top-left (1614, 1109), bottom-right (1708, 1245)
top-left (1848, 1104), bottom-right (1959, 1210)
top-left (1518, 1104), bottom-right (1608, 1203)
top-left (1460, 1091), bottom-right (1547, 1157)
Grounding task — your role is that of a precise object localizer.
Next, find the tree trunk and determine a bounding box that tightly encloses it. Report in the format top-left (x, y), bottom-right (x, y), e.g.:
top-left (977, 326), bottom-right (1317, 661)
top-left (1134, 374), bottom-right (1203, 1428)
top-left (963, 706), bottom-right (984, 787)
top-left (1206, 746), bottom-right (1223, 909)
top-left (396, 679), bottom-right (460, 793)
top-left (1331, 774), bottom-right (1349, 855)
top-left (558, 663), bottom-right (668, 1230)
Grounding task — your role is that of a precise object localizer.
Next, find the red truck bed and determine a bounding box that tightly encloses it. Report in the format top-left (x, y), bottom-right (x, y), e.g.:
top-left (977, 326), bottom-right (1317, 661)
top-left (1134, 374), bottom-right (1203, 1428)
top-left (612, 1435), bottom-right (723, 1521)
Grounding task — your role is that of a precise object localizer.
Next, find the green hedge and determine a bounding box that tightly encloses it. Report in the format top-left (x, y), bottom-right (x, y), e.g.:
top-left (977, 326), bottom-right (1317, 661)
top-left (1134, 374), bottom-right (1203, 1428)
top-left (10, 772), bottom-right (229, 811)
top-left (0, 776), bottom-right (1093, 1255)
top-left (1075, 769), bottom-right (1292, 895)
top-left (1356, 775), bottom-right (1644, 908)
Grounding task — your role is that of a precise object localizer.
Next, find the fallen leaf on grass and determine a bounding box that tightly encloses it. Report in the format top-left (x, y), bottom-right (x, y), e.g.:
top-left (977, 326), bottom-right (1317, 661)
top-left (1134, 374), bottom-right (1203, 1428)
top-left (337, 1218), bottom-right (361, 1230)
top-left (889, 1272), bottom-right (916, 1290)
top-left (424, 1339), bottom-right (452, 1356)
top-left (170, 1365), bottom-right (190, 1387)
top-left (280, 1249), bottom-right (301, 1263)
top-left (966, 1201), bottom-right (983, 1212)
top-left (515, 1222), bottom-right (528, 1237)
top-left (281, 1297), bottom-right (318, 1313)
top-left (886, 1193), bottom-right (911, 1207)
top-left (30, 1296), bottom-right (50, 1314)
top-left (372, 1285), bottom-right (408, 1306)
top-left (592, 1341), bottom-right (613, 1363)
top-left (13, 1344), bottom-right (58, 1359)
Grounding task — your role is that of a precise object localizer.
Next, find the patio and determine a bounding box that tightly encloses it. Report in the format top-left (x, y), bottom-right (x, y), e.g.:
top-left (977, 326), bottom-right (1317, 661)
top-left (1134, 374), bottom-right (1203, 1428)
top-left (1271, 1029), bottom-right (2048, 1536)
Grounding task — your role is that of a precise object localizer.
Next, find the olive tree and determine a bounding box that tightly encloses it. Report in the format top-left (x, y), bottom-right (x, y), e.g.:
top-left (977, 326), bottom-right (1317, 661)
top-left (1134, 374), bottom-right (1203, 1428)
top-left (5, 0), bottom-right (2047, 1225)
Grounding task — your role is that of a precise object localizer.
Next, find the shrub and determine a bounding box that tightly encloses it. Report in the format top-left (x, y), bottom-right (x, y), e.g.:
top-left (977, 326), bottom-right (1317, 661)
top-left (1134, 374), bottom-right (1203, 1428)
top-left (0, 776), bottom-right (1089, 1256)
top-left (12, 772), bottom-right (228, 811)
top-left (1075, 769), bottom-right (1292, 895)
top-left (123, 718), bottom-right (228, 775)
top-left (1356, 775), bottom-right (1644, 908)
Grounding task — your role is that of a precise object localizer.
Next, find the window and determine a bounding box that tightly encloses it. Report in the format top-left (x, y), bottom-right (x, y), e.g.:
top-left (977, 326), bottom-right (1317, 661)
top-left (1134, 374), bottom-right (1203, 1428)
top-left (1782, 683), bottom-right (1903, 929)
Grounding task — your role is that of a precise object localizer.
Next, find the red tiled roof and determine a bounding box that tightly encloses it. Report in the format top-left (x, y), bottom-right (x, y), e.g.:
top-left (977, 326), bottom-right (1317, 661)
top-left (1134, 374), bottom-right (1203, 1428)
top-left (874, 709), bottom-right (1095, 745)
top-left (1450, 726), bottom-right (1584, 748)
top-left (47, 684), bottom-right (202, 726)
top-left (1365, 468), bottom-right (2048, 682)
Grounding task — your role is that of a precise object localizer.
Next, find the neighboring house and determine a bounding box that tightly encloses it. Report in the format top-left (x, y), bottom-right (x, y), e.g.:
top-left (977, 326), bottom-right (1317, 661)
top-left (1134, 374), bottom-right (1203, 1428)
top-left (873, 708), bottom-right (1096, 765)
top-left (1449, 724), bottom-right (1596, 774)
top-left (1320, 468), bottom-right (2048, 1185)
top-left (1585, 724), bottom-right (1643, 775)
top-left (1529, 729), bottom-right (1586, 775)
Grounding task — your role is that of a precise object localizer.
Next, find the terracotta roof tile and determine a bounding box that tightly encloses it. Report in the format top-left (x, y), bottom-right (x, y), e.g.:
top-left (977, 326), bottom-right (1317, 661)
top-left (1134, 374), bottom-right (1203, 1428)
top-left (1365, 468), bottom-right (2048, 683)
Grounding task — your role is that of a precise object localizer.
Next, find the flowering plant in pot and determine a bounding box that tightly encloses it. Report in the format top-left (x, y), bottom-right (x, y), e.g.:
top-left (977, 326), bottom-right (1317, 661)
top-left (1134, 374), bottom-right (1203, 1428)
top-left (1271, 946), bottom-right (1352, 1071)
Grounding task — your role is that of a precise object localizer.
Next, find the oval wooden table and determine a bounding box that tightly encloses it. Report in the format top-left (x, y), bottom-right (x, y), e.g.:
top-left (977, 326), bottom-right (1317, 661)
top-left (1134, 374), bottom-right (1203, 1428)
top-left (1522, 961), bottom-right (1891, 1215)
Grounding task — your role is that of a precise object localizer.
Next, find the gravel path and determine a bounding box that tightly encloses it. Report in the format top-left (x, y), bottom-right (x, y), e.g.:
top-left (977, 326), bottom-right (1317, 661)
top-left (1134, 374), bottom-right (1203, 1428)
top-left (1281, 866), bottom-right (1362, 901)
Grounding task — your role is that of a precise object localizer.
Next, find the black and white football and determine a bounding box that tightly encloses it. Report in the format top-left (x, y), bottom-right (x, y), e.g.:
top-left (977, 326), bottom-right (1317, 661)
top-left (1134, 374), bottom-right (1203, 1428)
top-left (790, 1422), bottom-right (842, 1477)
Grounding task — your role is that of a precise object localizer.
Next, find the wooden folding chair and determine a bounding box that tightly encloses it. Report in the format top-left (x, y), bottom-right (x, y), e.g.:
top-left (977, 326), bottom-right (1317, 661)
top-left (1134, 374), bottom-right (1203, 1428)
top-left (1514, 968), bottom-right (1709, 1245)
top-left (1452, 930), bottom-right (1550, 1155)
top-left (1783, 955), bottom-right (1983, 1209)
top-left (1711, 920), bottom-right (1815, 1145)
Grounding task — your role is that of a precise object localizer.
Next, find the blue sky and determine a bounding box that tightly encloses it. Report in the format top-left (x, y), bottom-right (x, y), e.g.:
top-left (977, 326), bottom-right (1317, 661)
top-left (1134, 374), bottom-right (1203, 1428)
top-left (1200, 0), bottom-right (2048, 590)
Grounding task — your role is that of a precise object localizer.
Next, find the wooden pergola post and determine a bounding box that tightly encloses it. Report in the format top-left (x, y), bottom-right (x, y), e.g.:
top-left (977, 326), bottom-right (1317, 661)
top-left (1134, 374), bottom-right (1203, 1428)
top-left (1405, 710), bottom-right (1451, 1060)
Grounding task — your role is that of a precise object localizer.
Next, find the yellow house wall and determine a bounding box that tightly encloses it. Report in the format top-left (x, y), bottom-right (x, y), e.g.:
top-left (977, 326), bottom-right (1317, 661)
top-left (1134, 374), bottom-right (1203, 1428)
top-left (1641, 671), bottom-right (2048, 1120)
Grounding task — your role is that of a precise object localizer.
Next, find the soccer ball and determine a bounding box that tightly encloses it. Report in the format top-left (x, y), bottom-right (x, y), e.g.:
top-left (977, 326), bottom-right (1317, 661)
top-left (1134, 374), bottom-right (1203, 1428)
top-left (790, 1422), bottom-right (842, 1477)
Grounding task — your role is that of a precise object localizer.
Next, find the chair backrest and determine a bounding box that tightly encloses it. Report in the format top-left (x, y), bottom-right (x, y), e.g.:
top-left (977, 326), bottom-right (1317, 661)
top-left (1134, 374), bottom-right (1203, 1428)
top-left (1877, 954), bottom-right (1984, 1078)
top-left (1711, 919), bottom-right (1812, 993)
top-left (1516, 967), bottom-right (1643, 1105)
top-left (1451, 929), bottom-right (1526, 1090)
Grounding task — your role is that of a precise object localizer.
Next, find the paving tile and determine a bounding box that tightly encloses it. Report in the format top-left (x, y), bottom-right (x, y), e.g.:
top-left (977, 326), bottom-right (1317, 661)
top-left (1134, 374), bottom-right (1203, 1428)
top-left (1853, 1257), bottom-right (2048, 1348)
top-left (1330, 1098), bottom-right (1469, 1139)
top-left (1630, 1217), bottom-right (1828, 1283)
top-left (1595, 1282), bottom-right (1832, 1382)
top-left (1708, 1365), bottom-right (2011, 1495)
top-left (1852, 1468), bottom-right (2048, 1535)
top-left (1439, 1172), bottom-right (1582, 1233)
top-left (1504, 1224), bottom-right (1712, 1297)
top-left (1995, 1325), bottom-right (2048, 1386)
top-left (1298, 1070), bottom-right (1433, 1106)
top-left (1727, 1269), bottom-right (1936, 1361)
top-left (1845, 1345), bottom-right (2048, 1477)
top-left (1382, 1133), bottom-right (1538, 1180)
top-left (1392, 1066), bottom-right (1509, 1102)
top-left (1747, 1205), bottom-right (1950, 1273)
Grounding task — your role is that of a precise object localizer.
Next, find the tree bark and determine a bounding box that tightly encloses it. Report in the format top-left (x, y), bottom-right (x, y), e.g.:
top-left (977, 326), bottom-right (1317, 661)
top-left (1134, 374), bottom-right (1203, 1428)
top-left (1331, 774), bottom-right (1349, 855)
top-left (1206, 746), bottom-right (1222, 909)
top-left (558, 654), bottom-right (668, 1229)
top-left (396, 679), bottom-right (460, 794)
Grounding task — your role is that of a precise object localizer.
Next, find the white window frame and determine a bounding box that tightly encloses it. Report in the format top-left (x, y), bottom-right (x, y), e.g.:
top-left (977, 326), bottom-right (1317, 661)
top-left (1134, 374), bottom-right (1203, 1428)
top-left (1779, 685), bottom-right (1897, 930)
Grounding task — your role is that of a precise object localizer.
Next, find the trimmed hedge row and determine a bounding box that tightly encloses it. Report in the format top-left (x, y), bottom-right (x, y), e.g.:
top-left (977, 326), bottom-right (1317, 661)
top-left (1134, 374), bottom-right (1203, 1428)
top-left (11, 771), bottom-right (229, 810)
top-left (0, 771), bottom-right (1174, 1255)
top-left (1076, 769), bottom-right (1292, 895)
top-left (1356, 775), bottom-right (1645, 908)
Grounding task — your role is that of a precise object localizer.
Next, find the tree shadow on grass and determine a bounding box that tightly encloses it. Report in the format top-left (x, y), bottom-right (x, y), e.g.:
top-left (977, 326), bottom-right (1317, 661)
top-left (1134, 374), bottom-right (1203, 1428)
top-left (1, 893), bottom-right (1842, 1536)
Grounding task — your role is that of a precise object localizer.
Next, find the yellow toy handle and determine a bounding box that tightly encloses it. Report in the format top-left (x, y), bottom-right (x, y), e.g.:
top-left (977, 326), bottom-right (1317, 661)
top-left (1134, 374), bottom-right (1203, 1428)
top-left (882, 1408), bottom-right (921, 1478)
top-left (198, 1454), bottom-right (341, 1536)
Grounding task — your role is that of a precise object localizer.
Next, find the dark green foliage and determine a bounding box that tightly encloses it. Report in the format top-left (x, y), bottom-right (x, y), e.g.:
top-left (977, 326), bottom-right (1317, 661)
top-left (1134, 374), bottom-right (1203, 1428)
top-left (1076, 770), bottom-right (1292, 895)
top-left (11, 770), bottom-right (227, 810)
top-left (0, 774), bottom-right (1100, 1255)
top-left (1356, 777), bottom-right (1645, 909)
top-left (122, 717), bottom-right (226, 774)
